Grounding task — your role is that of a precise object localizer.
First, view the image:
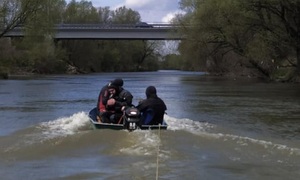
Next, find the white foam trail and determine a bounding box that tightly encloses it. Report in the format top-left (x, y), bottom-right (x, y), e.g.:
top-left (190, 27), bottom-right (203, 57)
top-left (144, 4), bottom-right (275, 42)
top-left (164, 114), bottom-right (214, 132)
top-left (119, 115), bottom-right (202, 156)
top-left (120, 130), bottom-right (161, 156)
top-left (120, 130), bottom-right (171, 161)
top-left (3, 112), bottom-right (91, 152)
top-left (164, 115), bottom-right (300, 155)
top-left (38, 113), bottom-right (300, 156)
top-left (216, 133), bottom-right (300, 155)
top-left (40, 111), bottom-right (90, 139)
top-left (118, 114), bottom-right (215, 160)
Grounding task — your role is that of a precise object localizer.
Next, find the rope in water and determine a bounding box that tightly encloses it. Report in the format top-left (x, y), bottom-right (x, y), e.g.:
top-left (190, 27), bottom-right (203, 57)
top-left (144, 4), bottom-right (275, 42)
top-left (156, 124), bottom-right (161, 180)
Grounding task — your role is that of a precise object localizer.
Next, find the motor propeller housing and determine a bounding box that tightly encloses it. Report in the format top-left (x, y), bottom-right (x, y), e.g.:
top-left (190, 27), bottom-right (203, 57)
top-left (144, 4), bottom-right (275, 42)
top-left (124, 107), bottom-right (141, 131)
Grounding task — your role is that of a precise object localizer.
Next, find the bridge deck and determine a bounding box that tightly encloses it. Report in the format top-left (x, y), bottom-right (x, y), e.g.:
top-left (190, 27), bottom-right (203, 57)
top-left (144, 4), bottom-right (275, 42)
top-left (2, 24), bottom-right (182, 40)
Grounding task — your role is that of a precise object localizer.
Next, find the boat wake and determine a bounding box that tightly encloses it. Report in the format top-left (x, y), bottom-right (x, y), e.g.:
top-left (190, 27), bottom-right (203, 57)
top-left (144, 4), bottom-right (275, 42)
top-left (38, 112), bottom-right (300, 157)
top-left (3, 112), bottom-right (299, 161)
top-left (0, 112), bottom-right (92, 154)
top-left (39, 111), bottom-right (91, 139)
top-left (37, 112), bottom-right (213, 141)
top-left (117, 114), bottom-right (213, 158)
top-left (169, 117), bottom-right (299, 168)
top-left (164, 114), bottom-right (214, 132)
top-left (163, 115), bottom-right (300, 159)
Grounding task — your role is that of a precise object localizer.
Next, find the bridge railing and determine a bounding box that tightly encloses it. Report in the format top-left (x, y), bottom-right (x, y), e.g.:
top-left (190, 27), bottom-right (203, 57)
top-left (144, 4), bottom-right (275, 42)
top-left (54, 23), bottom-right (179, 29)
top-left (1, 23), bottom-right (179, 31)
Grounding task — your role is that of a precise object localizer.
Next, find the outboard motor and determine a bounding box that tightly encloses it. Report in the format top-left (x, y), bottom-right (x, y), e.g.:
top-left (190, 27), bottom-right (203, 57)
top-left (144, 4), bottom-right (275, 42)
top-left (123, 107), bottom-right (141, 131)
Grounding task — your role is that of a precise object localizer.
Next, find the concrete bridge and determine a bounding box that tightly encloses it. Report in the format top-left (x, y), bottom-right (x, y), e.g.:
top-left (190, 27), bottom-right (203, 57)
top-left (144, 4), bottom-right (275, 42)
top-left (2, 24), bottom-right (183, 40)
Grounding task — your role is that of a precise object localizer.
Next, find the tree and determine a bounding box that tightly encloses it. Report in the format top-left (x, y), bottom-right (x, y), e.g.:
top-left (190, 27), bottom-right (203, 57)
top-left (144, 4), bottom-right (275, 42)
top-left (64, 0), bottom-right (98, 23)
top-left (111, 6), bottom-right (141, 24)
top-left (98, 6), bottom-right (111, 24)
top-left (177, 0), bottom-right (254, 73)
top-left (244, 0), bottom-right (300, 75)
top-left (161, 54), bottom-right (182, 70)
top-left (176, 0), bottom-right (300, 80)
top-left (59, 0), bottom-right (100, 73)
top-left (1, 0), bottom-right (167, 75)
top-left (0, 0), bottom-right (42, 38)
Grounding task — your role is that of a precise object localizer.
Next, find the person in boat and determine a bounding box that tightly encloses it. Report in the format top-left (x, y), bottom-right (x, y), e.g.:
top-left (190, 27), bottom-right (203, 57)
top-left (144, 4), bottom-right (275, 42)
top-left (108, 79), bottom-right (134, 123)
top-left (96, 78), bottom-right (133, 123)
top-left (96, 81), bottom-right (119, 123)
top-left (136, 86), bottom-right (167, 125)
top-left (114, 78), bottom-right (133, 109)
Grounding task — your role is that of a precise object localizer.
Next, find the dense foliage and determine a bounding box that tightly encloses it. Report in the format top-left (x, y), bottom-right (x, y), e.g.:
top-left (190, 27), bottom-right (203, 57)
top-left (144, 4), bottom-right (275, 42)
top-left (0, 0), bottom-right (163, 77)
top-left (175, 0), bottom-right (300, 81)
top-left (1, 0), bottom-right (299, 82)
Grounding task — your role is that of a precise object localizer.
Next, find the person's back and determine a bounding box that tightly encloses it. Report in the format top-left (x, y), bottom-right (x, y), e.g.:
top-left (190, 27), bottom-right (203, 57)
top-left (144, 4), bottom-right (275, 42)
top-left (112, 82), bottom-right (134, 123)
top-left (114, 87), bottom-right (133, 112)
top-left (136, 86), bottom-right (167, 125)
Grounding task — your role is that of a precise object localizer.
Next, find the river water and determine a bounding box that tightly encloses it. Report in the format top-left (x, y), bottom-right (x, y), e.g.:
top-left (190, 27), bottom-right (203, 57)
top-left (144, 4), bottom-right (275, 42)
top-left (0, 71), bottom-right (299, 180)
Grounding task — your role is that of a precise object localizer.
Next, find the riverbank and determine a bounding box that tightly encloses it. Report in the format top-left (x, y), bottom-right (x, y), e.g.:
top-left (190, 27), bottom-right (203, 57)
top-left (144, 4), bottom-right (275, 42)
top-left (0, 64), bottom-right (81, 80)
top-left (1, 67), bottom-right (300, 83)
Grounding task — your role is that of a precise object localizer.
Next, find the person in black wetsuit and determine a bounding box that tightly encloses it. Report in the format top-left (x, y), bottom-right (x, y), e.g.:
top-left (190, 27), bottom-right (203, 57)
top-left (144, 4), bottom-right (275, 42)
top-left (108, 79), bottom-right (133, 123)
top-left (136, 86), bottom-right (167, 125)
top-left (96, 78), bottom-right (133, 123)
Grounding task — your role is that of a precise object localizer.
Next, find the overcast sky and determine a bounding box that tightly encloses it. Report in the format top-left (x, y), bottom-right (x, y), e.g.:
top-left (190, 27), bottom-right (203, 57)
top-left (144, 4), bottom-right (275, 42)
top-left (67, 0), bottom-right (181, 23)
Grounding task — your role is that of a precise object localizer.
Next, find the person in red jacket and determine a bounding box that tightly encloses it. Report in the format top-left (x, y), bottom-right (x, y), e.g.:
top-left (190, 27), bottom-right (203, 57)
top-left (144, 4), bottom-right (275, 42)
top-left (96, 78), bottom-right (133, 123)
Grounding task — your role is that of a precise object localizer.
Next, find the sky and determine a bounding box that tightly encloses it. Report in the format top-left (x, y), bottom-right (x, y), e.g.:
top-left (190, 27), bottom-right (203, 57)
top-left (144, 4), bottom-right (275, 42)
top-left (67, 0), bottom-right (181, 23)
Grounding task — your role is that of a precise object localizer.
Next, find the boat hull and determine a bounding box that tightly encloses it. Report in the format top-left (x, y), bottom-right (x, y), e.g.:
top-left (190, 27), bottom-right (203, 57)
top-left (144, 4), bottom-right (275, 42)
top-left (88, 108), bottom-right (167, 131)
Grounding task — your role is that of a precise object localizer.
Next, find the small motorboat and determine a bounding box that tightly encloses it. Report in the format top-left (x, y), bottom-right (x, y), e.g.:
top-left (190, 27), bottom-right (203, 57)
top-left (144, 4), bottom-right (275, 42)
top-left (88, 107), bottom-right (168, 131)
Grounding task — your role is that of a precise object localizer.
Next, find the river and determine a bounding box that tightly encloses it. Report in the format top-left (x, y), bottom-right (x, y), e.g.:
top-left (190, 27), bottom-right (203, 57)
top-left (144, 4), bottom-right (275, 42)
top-left (0, 71), bottom-right (299, 180)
